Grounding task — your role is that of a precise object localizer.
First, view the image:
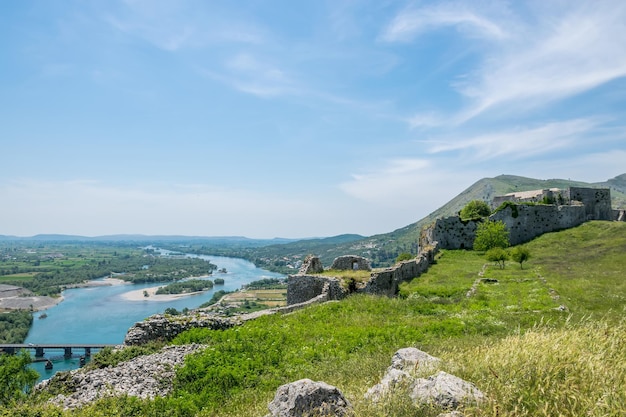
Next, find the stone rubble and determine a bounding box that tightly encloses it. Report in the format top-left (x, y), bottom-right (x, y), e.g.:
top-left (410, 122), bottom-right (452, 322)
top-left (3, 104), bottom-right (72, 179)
top-left (266, 379), bottom-right (352, 417)
top-left (365, 347), bottom-right (484, 412)
top-left (40, 344), bottom-right (204, 410)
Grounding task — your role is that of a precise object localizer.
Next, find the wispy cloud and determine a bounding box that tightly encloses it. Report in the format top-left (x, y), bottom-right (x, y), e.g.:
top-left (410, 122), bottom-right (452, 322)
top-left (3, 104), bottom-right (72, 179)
top-left (458, 2), bottom-right (626, 121)
top-left (380, 2), bottom-right (509, 43)
top-left (428, 118), bottom-right (601, 160)
top-left (382, 2), bottom-right (626, 125)
top-left (104, 0), bottom-right (266, 51)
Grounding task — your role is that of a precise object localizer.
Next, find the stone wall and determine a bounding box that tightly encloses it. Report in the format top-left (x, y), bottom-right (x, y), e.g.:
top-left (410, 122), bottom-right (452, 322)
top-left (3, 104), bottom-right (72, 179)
top-left (614, 209), bottom-right (626, 222)
top-left (286, 275), bottom-right (346, 305)
top-left (419, 216), bottom-right (477, 250)
top-left (421, 203), bottom-right (590, 250)
top-left (363, 247), bottom-right (437, 297)
top-left (329, 255), bottom-right (372, 271)
top-left (566, 187), bottom-right (613, 220)
top-left (491, 203), bottom-right (587, 245)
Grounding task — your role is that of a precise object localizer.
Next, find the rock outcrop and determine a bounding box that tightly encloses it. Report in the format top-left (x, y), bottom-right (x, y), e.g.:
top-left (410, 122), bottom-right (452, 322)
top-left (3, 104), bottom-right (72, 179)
top-left (124, 313), bottom-right (237, 345)
top-left (366, 348), bottom-right (484, 412)
top-left (266, 379), bottom-right (352, 417)
top-left (40, 345), bottom-right (203, 409)
top-left (410, 371), bottom-right (485, 409)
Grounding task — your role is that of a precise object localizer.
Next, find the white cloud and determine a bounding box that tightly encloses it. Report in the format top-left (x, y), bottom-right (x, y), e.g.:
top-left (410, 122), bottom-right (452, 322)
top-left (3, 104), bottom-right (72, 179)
top-left (380, 2), bottom-right (509, 43)
top-left (453, 2), bottom-right (626, 121)
top-left (428, 118), bottom-right (601, 160)
top-left (105, 1), bottom-right (266, 51)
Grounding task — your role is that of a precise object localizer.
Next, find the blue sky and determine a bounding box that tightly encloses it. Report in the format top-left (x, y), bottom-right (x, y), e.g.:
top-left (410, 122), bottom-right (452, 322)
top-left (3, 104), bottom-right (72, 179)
top-left (1, 0), bottom-right (625, 238)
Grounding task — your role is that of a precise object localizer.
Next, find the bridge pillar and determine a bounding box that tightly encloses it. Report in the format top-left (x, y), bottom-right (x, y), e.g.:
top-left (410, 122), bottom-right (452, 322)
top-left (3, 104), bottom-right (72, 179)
top-left (64, 347), bottom-right (72, 359)
top-left (35, 347), bottom-right (45, 357)
top-left (84, 347), bottom-right (91, 357)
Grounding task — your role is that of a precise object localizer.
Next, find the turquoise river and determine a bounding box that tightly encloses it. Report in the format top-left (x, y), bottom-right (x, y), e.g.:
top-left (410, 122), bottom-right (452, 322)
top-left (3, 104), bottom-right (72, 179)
top-left (24, 253), bottom-right (284, 381)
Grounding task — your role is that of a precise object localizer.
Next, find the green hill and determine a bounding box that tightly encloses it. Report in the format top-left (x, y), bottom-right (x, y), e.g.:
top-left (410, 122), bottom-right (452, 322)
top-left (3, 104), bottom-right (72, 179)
top-left (297, 173), bottom-right (626, 267)
top-left (25, 221), bottom-right (625, 416)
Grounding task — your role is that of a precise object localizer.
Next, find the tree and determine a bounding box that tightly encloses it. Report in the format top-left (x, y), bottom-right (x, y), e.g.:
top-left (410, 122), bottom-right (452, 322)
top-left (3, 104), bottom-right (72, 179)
top-left (510, 246), bottom-right (531, 269)
top-left (473, 220), bottom-right (510, 251)
top-left (486, 247), bottom-right (509, 269)
top-left (0, 350), bottom-right (39, 405)
top-left (460, 200), bottom-right (492, 221)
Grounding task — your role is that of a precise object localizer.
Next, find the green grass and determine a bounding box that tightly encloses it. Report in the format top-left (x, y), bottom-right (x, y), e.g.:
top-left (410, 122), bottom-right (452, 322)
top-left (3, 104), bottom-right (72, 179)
top-left (11, 221), bottom-right (626, 416)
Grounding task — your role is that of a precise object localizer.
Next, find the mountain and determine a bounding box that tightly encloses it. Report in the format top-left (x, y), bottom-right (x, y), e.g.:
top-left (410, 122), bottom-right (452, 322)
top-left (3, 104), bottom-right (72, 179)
top-left (0, 234), bottom-right (298, 247)
top-left (255, 173), bottom-right (626, 268)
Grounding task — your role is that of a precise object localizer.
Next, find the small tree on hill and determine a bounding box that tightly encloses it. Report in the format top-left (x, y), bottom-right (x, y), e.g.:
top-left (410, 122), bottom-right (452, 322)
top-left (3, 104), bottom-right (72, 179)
top-left (473, 220), bottom-right (510, 251)
top-left (486, 247), bottom-right (509, 269)
top-left (460, 200), bottom-right (492, 221)
top-left (510, 246), bottom-right (531, 269)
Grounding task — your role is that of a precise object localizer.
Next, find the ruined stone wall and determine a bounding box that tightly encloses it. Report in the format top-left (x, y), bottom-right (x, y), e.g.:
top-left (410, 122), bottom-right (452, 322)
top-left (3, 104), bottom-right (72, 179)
top-left (614, 209), bottom-right (625, 222)
top-left (566, 187), bottom-right (613, 220)
top-left (420, 217), bottom-right (478, 250)
top-left (422, 203), bottom-right (589, 250)
top-left (287, 275), bottom-right (346, 305)
top-left (330, 255), bottom-right (372, 271)
top-left (363, 247), bottom-right (437, 297)
top-left (490, 203), bottom-right (587, 245)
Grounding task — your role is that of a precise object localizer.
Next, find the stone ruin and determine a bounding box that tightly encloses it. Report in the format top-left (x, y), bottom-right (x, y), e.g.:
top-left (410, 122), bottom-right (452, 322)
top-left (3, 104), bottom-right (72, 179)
top-left (298, 255), bottom-right (324, 274)
top-left (330, 255), bottom-right (372, 271)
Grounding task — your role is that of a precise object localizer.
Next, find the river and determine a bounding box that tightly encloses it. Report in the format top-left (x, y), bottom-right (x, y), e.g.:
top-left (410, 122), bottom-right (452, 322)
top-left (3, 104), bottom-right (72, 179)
top-left (24, 253), bottom-right (284, 381)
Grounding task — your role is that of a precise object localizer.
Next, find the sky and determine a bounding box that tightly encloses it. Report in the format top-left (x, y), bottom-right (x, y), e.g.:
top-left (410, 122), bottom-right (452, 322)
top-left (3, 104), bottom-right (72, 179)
top-left (1, 0), bottom-right (625, 239)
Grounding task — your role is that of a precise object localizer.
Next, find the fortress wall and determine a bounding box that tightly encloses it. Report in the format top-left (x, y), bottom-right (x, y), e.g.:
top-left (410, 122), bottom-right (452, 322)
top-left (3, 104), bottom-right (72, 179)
top-left (420, 217), bottom-right (478, 250)
top-left (491, 204), bottom-right (587, 245)
top-left (566, 187), bottom-right (613, 220)
top-left (364, 247), bottom-right (436, 297)
top-left (422, 203), bottom-right (589, 250)
top-left (287, 275), bottom-right (346, 305)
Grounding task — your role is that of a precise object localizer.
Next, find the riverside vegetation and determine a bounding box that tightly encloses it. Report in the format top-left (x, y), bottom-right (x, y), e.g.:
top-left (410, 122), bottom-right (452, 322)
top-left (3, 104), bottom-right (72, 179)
top-left (2, 221), bottom-right (624, 416)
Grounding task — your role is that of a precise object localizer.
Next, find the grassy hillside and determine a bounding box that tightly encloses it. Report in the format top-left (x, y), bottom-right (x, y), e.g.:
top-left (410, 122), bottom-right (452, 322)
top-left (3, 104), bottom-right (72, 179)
top-left (21, 221), bottom-right (626, 416)
top-left (256, 173), bottom-right (626, 268)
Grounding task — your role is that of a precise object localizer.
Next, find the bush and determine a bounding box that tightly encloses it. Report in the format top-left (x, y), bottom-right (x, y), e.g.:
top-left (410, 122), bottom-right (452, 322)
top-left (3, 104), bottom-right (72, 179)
top-left (510, 246), bottom-right (531, 269)
top-left (396, 253), bottom-right (413, 263)
top-left (460, 200), bottom-right (492, 220)
top-left (486, 247), bottom-right (509, 269)
top-left (474, 220), bottom-right (510, 251)
top-left (0, 350), bottom-right (38, 405)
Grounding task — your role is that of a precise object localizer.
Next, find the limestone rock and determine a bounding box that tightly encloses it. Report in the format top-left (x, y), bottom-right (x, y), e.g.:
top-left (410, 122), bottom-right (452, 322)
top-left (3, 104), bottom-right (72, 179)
top-left (365, 348), bottom-right (441, 402)
top-left (410, 371), bottom-right (485, 409)
top-left (364, 368), bottom-right (412, 402)
top-left (390, 347), bottom-right (442, 373)
top-left (124, 313), bottom-right (236, 345)
top-left (267, 379), bottom-right (352, 417)
top-left (41, 344), bottom-right (204, 409)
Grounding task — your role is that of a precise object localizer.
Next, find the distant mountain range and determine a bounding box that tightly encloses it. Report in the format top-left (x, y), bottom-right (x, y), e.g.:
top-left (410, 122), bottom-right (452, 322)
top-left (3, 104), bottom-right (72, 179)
top-left (0, 233), bottom-right (298, 247)
top-left (2, 173), bottom-right (624, 268)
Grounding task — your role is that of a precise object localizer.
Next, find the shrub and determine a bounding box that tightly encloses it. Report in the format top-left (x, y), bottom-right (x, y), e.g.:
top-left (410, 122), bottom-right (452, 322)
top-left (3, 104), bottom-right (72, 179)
top-left (396, 252), bottom-right (413, 263)
top-left (473, 220), bottom-right (510, 251)
top-left (485, 247), bottom-right (509, 269)
top-left (460, 200), bottom-right (492, 220)
top-left (510, 246), bottom-right (531, 269)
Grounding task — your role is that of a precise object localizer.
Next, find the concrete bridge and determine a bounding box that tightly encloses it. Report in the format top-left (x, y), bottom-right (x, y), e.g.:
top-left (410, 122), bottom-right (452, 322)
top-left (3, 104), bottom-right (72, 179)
top-left (0, 343), bottom-right (117, 359)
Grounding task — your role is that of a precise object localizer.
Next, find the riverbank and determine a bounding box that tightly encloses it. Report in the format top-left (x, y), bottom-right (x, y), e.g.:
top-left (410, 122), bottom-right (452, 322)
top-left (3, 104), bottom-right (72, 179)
top-left (0, 294), bottom-right (64, 311)
top-left (120, 285), bottom-right (206, 302)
